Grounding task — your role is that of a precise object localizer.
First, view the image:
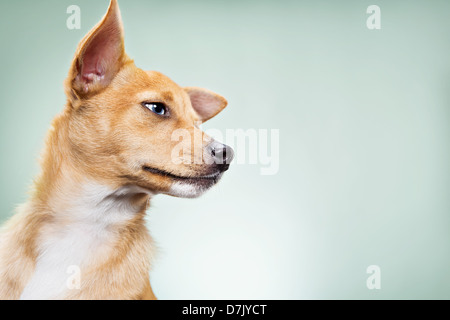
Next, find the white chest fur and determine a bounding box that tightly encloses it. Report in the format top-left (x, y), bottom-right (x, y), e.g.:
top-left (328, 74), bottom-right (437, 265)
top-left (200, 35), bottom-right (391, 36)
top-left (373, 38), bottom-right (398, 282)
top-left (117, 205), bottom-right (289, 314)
top-left (20, 183), bottom-right (149, 300)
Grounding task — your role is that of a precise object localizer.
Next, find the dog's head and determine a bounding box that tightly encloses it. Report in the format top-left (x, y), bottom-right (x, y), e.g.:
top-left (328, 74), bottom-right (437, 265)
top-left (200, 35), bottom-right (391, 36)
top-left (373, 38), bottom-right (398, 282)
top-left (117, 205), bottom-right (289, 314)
top-left (64, 0), bottom-right (233, 198)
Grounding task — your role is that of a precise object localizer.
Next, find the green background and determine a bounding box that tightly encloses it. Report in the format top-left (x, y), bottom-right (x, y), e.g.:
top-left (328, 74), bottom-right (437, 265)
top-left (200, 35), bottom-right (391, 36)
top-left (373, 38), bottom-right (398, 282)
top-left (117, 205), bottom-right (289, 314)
top-left (1, 0), bottom-right (449, 299)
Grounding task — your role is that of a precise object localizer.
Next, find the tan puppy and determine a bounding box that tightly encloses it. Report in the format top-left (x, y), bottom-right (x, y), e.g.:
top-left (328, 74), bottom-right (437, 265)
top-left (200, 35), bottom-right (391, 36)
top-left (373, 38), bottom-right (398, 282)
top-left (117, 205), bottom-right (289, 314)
top-left (0, 0), bottom-right (233, 300)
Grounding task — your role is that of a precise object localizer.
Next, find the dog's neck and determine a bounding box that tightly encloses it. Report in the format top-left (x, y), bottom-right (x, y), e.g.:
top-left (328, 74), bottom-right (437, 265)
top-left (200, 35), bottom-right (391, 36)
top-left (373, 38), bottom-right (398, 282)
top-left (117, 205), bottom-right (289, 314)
top-left (19, 114), bottom-right (153, 299)
top-left (32, 112), bottom-right (151, 225)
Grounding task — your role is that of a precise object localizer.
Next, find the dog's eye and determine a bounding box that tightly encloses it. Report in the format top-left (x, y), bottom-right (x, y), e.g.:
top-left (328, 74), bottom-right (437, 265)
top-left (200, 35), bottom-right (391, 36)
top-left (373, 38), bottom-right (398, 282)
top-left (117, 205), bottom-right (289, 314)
top-left (142, 102), bottom-right (168, 116)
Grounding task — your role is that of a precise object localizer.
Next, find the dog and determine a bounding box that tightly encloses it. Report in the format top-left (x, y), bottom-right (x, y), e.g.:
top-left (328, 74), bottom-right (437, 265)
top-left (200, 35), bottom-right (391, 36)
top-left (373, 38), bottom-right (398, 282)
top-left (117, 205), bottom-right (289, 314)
top-left (0, 0), bottom-right (233, 300)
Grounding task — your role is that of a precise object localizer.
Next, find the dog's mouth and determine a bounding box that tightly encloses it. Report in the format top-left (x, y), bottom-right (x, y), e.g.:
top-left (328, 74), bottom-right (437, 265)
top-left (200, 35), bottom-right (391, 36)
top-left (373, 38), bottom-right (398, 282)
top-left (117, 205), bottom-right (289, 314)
top-left (142, 166), bottom-right (222, 183)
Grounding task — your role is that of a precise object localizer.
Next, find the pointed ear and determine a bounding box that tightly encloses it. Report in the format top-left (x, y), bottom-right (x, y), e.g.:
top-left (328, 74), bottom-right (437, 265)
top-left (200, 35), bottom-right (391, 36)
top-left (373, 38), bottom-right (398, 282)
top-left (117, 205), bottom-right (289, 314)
top-left (185, 87), bottom-right (228, 122)
top-left (67, 0), bottom-right (127, 98)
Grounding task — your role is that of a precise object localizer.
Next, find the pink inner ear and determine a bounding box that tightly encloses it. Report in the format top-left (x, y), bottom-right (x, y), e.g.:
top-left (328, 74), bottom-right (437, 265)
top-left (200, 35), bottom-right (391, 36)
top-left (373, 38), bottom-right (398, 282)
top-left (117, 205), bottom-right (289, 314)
top-left (187, 89), bottom-right (227, 121)
top-left (79, 17), bottom-right (123, 84)
top-left (190, 91), bottom-right (222, 120)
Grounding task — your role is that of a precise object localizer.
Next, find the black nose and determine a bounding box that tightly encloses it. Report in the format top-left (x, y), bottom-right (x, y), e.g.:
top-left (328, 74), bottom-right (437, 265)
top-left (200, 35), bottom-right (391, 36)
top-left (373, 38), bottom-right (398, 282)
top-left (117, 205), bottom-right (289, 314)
top-left (209, 142), bottom-right (234, 167)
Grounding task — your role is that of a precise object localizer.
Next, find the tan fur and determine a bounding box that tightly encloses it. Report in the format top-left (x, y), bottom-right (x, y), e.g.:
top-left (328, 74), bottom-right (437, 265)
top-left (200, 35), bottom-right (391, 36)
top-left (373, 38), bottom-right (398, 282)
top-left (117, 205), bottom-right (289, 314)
top-left (0, 0), bottom-right (229, 300)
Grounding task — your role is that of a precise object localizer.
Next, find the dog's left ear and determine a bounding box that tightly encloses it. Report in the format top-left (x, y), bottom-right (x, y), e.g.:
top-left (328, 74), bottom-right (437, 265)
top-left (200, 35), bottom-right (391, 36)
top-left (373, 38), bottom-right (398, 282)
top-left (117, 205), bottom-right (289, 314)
top-left (185, 87), bottom-right (228, 122)
top-left (67, 0), bottom-right (128, 98)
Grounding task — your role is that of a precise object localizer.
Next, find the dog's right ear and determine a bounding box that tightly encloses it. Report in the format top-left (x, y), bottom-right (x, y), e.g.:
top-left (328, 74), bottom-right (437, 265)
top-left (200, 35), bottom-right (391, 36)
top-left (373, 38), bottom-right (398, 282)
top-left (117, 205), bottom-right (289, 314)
top-left (66, 0), bottom-right (128, 99)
